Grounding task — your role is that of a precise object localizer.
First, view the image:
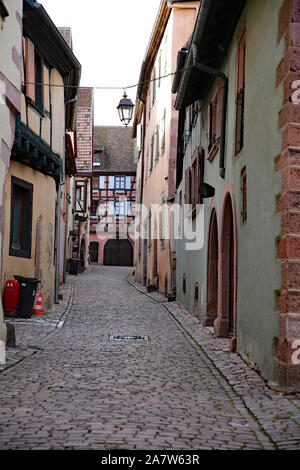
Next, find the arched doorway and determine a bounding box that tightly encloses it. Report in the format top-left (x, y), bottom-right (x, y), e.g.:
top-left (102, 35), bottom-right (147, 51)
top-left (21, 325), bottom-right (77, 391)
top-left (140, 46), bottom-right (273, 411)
top-left (205, 209), bottom-right (218, 326)
top-left (104, 239), bottom-right (133, 266)
top-left (214, 193), bottom-right (236, 338)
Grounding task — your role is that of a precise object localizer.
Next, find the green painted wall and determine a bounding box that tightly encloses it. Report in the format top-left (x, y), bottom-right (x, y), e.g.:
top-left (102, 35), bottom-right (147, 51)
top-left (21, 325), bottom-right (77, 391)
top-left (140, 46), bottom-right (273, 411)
top-left (175, 0), bottom-right (285, 382)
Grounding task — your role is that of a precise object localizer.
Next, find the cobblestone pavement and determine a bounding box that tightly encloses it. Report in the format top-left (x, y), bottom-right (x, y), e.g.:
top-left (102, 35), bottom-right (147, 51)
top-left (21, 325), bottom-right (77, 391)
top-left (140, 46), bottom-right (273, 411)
top-left (0, 266), bottom-right (300, 450)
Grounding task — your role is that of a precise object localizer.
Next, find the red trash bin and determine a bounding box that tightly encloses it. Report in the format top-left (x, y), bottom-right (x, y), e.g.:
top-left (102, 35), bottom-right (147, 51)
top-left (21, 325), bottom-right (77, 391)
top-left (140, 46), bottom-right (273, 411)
top-left (4, 280), bottom-right (20, 317)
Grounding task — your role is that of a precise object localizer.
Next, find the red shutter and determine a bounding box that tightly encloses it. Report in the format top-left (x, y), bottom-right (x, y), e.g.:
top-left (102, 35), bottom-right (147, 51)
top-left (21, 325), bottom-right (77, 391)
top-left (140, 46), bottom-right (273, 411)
top-left (25, 38), bottom-right (35, 102)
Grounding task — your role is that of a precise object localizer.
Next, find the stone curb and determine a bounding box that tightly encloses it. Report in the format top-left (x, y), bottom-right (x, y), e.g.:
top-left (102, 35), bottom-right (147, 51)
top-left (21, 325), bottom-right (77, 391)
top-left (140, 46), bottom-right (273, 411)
top-left (127, 275), bottom-right (300, 449)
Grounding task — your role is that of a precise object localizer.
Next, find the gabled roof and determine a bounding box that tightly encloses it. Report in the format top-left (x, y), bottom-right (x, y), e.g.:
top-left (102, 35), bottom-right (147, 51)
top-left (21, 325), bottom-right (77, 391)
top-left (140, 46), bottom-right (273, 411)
top-left (94, 126), bottom-right (136, 174)
top-left (174, 0), bottom-right (246, 110)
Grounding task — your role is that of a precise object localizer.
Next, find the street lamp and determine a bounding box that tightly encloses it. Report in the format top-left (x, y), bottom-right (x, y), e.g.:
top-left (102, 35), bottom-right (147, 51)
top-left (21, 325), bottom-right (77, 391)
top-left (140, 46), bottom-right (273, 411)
top-left (117, 91), bottom-right (134, 126)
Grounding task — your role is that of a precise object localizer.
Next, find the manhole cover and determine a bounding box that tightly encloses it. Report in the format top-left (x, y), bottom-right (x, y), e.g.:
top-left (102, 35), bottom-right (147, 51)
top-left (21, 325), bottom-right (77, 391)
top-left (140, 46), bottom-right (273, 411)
top-left (109, 335), bottom-right (149, 341)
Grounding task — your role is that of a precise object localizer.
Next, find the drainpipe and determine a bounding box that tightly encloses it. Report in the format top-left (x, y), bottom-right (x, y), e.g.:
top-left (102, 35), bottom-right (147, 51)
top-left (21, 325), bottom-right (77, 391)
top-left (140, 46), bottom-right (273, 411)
top-left (192, 44), bottom-right (228, 179)
top-left (55, 96), bottom-right (77, 304)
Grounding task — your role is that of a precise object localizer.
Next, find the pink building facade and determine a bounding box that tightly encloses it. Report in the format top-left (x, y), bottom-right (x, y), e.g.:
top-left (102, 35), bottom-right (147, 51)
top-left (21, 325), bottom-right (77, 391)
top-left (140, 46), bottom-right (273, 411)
top-left (132, 0), bottom-right (199, 295)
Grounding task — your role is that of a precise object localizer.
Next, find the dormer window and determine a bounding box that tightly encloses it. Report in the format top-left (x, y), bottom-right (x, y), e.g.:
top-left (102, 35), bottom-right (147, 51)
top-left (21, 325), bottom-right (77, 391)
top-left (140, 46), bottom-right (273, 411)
top-left (93, 150), bottom-right (102, 168)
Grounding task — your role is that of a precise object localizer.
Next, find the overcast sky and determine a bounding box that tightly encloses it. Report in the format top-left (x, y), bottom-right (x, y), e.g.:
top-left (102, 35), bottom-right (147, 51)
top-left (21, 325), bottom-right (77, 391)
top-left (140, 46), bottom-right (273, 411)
top-left (40, 0), bottom-right (162, 126)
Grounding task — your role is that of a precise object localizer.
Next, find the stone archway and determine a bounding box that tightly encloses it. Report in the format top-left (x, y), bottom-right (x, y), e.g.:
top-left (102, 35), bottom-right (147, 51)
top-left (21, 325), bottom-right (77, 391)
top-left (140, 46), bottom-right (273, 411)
top-left (204, 208), bottom-right (218, 326)
top-left (214, 193), bottom-right (237, 338)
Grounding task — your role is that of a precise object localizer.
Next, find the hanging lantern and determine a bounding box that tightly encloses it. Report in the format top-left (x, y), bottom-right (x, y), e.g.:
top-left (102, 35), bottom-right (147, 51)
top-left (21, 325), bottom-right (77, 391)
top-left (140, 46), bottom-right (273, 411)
top-left (117, 91), bottom-right (134, 126)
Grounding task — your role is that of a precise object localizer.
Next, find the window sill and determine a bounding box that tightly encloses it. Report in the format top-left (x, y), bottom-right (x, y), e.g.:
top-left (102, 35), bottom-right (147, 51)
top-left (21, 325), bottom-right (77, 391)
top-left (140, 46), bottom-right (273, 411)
top-left (9, 248), bottom-right (31, 259)
top-left (27, 99), bottom-right (46, 119)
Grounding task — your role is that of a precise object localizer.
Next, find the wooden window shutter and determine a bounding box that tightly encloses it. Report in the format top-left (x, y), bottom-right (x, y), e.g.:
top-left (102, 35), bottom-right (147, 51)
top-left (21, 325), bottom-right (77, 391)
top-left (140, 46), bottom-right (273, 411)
top-left (217, 79), bottom-right (222, 139)
top-left (184, 167), bottom-right (191, 205)
top-left (25, 37), bottom-right (35, 102)
top-left (198, 147), bottom-right (204, 204)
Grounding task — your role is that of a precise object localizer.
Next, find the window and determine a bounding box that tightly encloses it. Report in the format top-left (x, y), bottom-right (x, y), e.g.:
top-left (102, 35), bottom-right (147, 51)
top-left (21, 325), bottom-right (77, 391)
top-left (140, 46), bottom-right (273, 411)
top-left (184, 167), bottom-right (192, 206)
top-left (207, 82), bottom-right (221, 159)
top-left (155, 125), bottom-right (159, 163)
top-left (115, 200), bottom-right (126, 217)
top-left (158, 51), bottom-right (162, 88)
top-left (9, 177), bottom-right (33, 259)
top-left (108, 176), bottom-right (115, 189)
top-left (93, 150), bottom-right (102, 168)
top-left (163, 36), bottom-right (168, 74)
top-left (189, 101), bottom-right (198, 131)
top-left (148, 88), bottom-right (151, 121)
top-left (241, 167), bottom-right (247, 223)
top-left (150, 134), bottom-right (154, 172)
top-left (235, 28), bottom-right (246, 156)
top-left (191, 147), bottom-right (204, 210)
top-left (152, 68), bottom-right (156, 105)
top-left (76, 186), bottom-right (81, 201)
top-left (99, 176), bottom-right (105, 189)
top-left (35, 53), bottom-right (43, 113)
top-left (145, 150), bottom-right (149, 181)
top-left (191, 158), bottom-right (199, 210)
top-left (115, 176), bottom-right (125, 189)
top-left (161, 110), bottom-right (166, 153)
top-left (108, 201), bottom-right (114, 215)
top-left (126, 176), bottom-right (131, 190)
top-left (25, 37), bottom-right (44, 113)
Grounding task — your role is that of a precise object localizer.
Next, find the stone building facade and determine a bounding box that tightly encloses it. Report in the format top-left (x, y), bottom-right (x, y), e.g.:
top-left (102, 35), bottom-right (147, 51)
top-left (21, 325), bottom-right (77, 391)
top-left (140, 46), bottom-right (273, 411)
top-left (172, 0), bottom-right (300, 392)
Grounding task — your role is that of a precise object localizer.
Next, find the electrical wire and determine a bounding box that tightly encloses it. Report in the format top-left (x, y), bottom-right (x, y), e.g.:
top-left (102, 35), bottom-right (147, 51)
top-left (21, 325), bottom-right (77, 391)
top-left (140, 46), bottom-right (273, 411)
top-left (22, 66), bottom-right (193, 92)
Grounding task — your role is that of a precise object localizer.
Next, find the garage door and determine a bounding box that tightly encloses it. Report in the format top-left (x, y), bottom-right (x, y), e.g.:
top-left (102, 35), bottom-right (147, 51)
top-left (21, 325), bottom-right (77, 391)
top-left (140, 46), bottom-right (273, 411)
top-left (103, 239), bottom-right (133, 266)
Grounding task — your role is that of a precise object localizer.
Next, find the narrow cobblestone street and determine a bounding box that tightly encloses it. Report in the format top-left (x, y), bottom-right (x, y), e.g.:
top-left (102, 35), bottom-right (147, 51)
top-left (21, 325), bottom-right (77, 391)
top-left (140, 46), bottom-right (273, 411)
top-left (0, 266), bottom-right (300, 450)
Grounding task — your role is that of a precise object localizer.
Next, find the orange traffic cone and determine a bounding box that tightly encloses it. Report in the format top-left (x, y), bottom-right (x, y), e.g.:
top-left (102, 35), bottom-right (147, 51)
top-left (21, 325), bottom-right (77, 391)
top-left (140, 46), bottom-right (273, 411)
top-left (34, 292), bottom-right (43, 315)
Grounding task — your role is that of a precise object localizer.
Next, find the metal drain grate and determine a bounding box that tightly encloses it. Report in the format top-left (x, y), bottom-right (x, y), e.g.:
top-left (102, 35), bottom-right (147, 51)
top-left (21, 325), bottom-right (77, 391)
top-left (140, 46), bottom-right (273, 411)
top-left (109, 335), bottom-right (149, 341)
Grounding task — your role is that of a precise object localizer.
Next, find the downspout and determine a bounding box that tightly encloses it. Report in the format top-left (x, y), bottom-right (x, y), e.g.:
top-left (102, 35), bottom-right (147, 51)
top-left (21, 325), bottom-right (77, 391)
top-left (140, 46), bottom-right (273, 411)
top-left (55, 96), bottom-right (77, 304)
top-left (192, 45), bottom-right (228, 179)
